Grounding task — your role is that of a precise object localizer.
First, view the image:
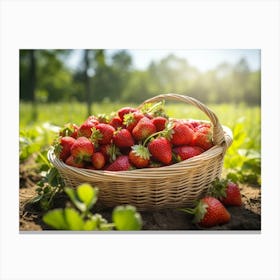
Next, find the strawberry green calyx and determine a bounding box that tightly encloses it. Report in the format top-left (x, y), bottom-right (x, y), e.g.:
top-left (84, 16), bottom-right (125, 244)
top-left (131, 145), bottom-right (151, 160)
top-left (208, 178), bottom-right (227, 199)
top-left (90, 127), bottom-right (103, 145)
top-left (123, 112), bottom-right (136, 127)
top-left (140, 101), bottom-right (168, 118)
top-left (180, 200), bottom-right (208, 224)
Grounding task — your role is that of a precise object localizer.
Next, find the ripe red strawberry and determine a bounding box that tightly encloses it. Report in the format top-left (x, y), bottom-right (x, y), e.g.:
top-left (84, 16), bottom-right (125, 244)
top-left (113, 128), bottom-right (135, 148)
top-left (183, 120), bottom-right (201, 131)
top-left (92, 152), bottom-right (106, 170)
top-left (210, 179), bottom-right (242, 207)
top-left (70, 136), bottom-right (94, 163)
top-left (109, 116), bottom-right (123, 129)
top-left (132, 117), bottom-right (157, 141)
top-left (148, 137), bottom-right (172, 165)
top-left (123, 111), bottom-right (144, 132)
top-left (171, 122), bottom-right (194, 146)
top-left (173, 145), bottom-right (204, 161)
top-left (78, 118), bottom-right (99, 138)
top-left (129, 145), bottom-right (150, 168)
top-left (105, 155), bottom-right (132, 171)
top-left (192, 126), bottom-right (213, 150)
top-left (118, 107), bottom-right (138, 121)
top-left (181, 197), bottom-right (231, 228)
top-left (152, 116), bottom-right (167, 132)
top-left (65, 155), bottom-right (85, 168)
top-left (91, 123), bottom-right (115, 145)
top-left (56, 136), bottom-right (76, 162)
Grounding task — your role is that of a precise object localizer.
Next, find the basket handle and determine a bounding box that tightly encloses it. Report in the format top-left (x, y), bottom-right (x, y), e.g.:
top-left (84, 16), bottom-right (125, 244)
top-left (139, 93), bottom-right (231, 147)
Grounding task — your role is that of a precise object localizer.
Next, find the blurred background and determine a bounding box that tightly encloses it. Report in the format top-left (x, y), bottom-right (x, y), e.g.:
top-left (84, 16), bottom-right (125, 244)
top-left (20, 49), bottom-right (260, 121)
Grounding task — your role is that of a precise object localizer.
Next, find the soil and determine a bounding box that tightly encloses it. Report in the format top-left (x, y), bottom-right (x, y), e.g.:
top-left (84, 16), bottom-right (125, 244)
top-left (19, 163), bottom-right (261, 231)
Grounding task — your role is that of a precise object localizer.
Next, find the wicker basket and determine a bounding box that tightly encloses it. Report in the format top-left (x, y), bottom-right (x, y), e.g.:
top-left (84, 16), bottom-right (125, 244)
top-left (48, 93), bottom-right (233, 211)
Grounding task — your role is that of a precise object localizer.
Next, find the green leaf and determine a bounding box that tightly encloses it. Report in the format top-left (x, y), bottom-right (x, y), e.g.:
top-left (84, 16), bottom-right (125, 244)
top-left (64, 187), bottom-right (86, 212)
top-left (83, 219), bottom-right (98, 231)
top-left (64, 208), bottom-right (84, 230)
top-left (112, 205), bottom-right (142, 231)
top-left (43, 209), bottom-right (68, 230)
top-left (76, 184), bottom-right (98, 211)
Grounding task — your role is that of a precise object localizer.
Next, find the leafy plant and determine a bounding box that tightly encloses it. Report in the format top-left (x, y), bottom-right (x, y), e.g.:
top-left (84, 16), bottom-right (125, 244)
top-left (43, 183), bottom-right (142, 231)
top-left (31, 167), bottom-right (65, 211)
top-left (223, 117), bottom-right (261, 186)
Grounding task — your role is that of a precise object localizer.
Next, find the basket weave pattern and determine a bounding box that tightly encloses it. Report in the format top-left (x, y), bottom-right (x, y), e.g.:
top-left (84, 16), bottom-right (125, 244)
top-left (48, 94), bottom-right (233, 210)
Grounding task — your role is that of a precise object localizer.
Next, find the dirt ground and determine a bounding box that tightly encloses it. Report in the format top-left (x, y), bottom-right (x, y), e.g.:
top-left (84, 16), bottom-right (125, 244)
top-left (19, 164), bottom-right (261, 231)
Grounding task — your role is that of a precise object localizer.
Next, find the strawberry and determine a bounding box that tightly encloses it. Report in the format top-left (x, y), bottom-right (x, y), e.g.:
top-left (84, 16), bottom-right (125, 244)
top-left (148, 137), bottom-right (172, 165)
top-left (181, 197), bottom-right (231, 228)
top-left (78, 118), bottom-right (99, 138)
top-left (70, 136), bottom-right (94, 163)
top-left (210, 179), bottom-right (242, 207)
top-left (65, 155), bottom-right (85, 168)
top-left (91, 123), bottom-right (115, 145)
top-left (99, 143), bottom-right (120, 163)
top-left (173, 145), bottom-right (204, 161)
top-left (109, 116), bottom-right (123, 129)
top-left (129, 145), bottom-right (150, 168)
top-left (152, 116), bottom-right (167, 132)
top-left (113, 128), bottom-right (134, 148)
top-left (105, 155), bottom-right (132, 171)
top-left (123, 111), bottom-right (144, 132)
top-left (192, 126), bottom-right (213, 150)
top-left (170, 122), bottom-right (194, 146)
top-left (118, 107), bottom-right (138, 121)
top-left (56, 136), bottom-right (76, 162)
top-left (132, 117), bottom-right (157, 141)
top-left (183, 120), bottom-right (201, 131)
top-left (59, 123), bottom-right (79, 138)
top-left (92, 152), bottom-right (106, 170)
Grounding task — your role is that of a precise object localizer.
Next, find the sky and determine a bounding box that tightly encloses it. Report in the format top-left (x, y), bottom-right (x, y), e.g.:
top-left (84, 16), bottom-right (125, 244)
top-left (67, 49), bottom-right (260, 72)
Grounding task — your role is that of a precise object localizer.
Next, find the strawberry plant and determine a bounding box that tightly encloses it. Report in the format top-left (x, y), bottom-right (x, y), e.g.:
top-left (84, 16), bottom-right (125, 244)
top-left (43, 183), bottom-right (142, 231)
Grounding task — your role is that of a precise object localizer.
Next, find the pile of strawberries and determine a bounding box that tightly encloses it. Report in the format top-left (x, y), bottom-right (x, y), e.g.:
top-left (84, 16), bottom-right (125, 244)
top-left (54, 102), bottom-right (214, 171)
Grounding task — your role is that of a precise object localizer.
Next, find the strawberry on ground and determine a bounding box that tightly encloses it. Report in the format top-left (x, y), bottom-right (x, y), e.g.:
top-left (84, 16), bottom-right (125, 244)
top-left (105, 155), bottom-right (132, 171)
top-left (65, 155), bottom-right (85, 168)
top-left (132, 116), bottom-right (157, 142)
top-left (170, 121), bottom-right (194, 146)
top-left (173, 145), bottom-right (204, 161)
top-left (129, 145), bottom-right (150, 168)
top-left (91, 123), bottom-right (115, 145)
top-left (148, 137), bottom-right (172, 165)
top-left (209, 178), bottom-right (242, 206)
top-left (181, 196), bottom-right (231, 228)
top-left (113, 128), bottom-right (135, 148)
top-left (92, 152), bottom-right (106, 170)
top-left (70, 136), bottom-right (94, 163)
top-left (55, 136), bottom-right (76, 162)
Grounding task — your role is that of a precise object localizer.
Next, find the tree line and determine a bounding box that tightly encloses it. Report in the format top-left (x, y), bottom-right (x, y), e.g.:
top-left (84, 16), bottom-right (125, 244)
top-left (20, 50), bottom-right (260, 111)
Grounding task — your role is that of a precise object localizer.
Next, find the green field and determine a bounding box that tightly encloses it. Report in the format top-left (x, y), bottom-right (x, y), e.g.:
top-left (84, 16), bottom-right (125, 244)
top-left (20, 101), bottom-right (261, 186)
